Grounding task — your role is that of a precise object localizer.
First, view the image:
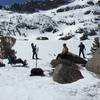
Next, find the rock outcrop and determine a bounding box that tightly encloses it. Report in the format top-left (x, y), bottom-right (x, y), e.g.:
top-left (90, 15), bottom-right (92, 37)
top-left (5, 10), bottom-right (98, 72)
top-left (86, 48), bottom-right (100, 74)
top-left (52, 58), bottom-right (83, 84)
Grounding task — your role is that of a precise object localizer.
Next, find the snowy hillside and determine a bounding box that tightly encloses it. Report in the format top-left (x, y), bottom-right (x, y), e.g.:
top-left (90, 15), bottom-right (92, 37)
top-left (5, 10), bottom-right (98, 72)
top-left (0, 0), bottom-right (100, 38)
top-left (0, 0), bottom-right (100, 100)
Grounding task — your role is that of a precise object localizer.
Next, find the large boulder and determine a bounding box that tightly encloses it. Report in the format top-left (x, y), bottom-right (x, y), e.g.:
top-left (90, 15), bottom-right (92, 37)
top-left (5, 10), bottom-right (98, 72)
top-left (50, 52), bottom-right (87, 68)
top-left (62, 52), bottom-right (87, 64)
top-left (86, 48), bottom-right (100, 74)
top-left (50, 59), bottom-right (60, 68)
top-left (0, 36), bottom-right (16, 48)
top-left (53, 59), bottom-right (83, 84)
top-left (0, 36), bottom-right (16, 58)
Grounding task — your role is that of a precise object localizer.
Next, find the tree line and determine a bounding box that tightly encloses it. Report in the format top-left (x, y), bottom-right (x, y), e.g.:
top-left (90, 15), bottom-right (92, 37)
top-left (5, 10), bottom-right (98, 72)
top-left (0, 0), bottom-right (71, 12)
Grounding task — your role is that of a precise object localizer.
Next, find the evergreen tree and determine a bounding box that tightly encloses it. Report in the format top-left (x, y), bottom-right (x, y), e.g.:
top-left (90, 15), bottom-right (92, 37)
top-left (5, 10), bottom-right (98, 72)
top-left (91, 37), bottom-right (100, 54)
top-left (10, 0), bottom-right (70, 12)
top-left (97, 0), bottom-right (100, 6)
top-left (10, 3), bottom-right (22, 12)
top-left (0, 5), bottom-right (2, 9)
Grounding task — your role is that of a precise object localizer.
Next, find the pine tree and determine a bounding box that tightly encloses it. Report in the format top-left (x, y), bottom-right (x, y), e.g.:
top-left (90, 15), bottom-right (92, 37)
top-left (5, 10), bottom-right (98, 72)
top-left (91, 37), bottom-right (100, 54)
top-left (0, 5), bottom-right (2, 9)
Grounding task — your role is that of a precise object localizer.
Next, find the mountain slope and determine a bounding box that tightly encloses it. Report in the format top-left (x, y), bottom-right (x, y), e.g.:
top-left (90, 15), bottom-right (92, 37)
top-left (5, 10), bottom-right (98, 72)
top-left (0, 0), bottom-right (99, 38)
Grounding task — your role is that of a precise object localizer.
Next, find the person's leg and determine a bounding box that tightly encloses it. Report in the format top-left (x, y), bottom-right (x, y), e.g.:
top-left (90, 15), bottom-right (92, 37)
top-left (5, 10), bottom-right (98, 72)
top-left (35, 53), bottom-right (39, 59)
top-left (82, 50), bottom-right (85, 58)
top-left (12, 58), bottom-right (27, 66)
top-left (0, 63), bottom-right (5, 67)
top-left (32, 52), bottom-right (35, 59)
top-left (79, 50), bottom-right (81, 57)
top-left (14, 58), bottom-right (24, 64)
top-left (35, 53), bottom-right (37, 59)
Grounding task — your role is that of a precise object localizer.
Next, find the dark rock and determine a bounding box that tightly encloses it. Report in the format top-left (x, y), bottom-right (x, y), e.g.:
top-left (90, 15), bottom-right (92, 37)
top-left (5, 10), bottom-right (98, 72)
top-left (80, 33), bottom-right (88, 40)
top-left (53, 59), bottom-right (83, 84)
top-left (50, 59), bottom-right (60, 68)
top-left (87, 1), bottom-right (94, 5)
top-left (61, 52), bottom-right (87, 64)
top-left (88, 29), bottom-right (97, 36)
top-left (36, 36), bottom-right (49, 40)
top-left (51, 53), bottom-right (87, 68)
top-left (57, 8), bottom-right (65, 13)
top-left (59, 35), bottom-right (74, 40)
top-left (86, 48), bottom-right (100, 74)
top-left (53, 29), bottom-right (58, 33)
top-left (44, 27), bottom-right (54, 32)
top-left (84, 10), bottom-right (91, 15)
top-left (93, 11), bottom-right (100, 15)
top-left (75, 28), bottom-right (84, 33)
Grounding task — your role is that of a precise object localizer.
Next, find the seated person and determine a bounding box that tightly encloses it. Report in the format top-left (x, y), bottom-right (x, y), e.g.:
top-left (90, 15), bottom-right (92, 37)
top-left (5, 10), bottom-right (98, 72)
top-left (7, 54), bottom-right (27, 66)
top-left (0, 59), bottom-right (5, 67)
top-left (56, 43), bottom-right (69, 59)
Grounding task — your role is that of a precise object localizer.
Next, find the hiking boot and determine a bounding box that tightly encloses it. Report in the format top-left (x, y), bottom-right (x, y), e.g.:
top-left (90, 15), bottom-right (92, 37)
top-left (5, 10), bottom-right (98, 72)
top-left (83, 56), bottom-right (86, 59)
top-left (23, 60), bottom-right (28, 66)
top-left (36, 58), bottom-right (39, 59)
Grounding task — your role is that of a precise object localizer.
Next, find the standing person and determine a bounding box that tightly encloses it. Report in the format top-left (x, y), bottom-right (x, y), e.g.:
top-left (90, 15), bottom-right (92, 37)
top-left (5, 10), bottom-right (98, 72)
top-left (31, 43), bottom-right (39, 59)
top-left (78, 42), bottom-right (86, 58)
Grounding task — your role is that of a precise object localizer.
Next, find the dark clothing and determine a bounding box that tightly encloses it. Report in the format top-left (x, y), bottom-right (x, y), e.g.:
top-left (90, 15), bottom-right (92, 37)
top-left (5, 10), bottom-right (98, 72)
top-left (0, 62), bottom-right (5, 67)
top-left (79, 50), bottom-right (85, 58)
top-left (32, 52), bottom-right (38, 59)
top-left (31, 45), bottom-right (36, 53)
top-left (79, 43), bottom-right (85, 58)
top-left (8, 55), bottom-right (27, 66)
top-left (31, 43), bottom-right (38, 59)
top-left (12, 58), bottom-right (25, 64)
top-left (79, 44), bottom-right (85, 51)
top-left (8, 55), bottom-right (16, 64)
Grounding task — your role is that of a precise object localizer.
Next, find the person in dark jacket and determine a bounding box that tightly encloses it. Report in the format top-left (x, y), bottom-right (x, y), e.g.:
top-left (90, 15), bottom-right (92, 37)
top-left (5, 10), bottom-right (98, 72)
top-left (0, 59), bottom-right (5, 67)
top-left (78, 42), bottom-right (86, 58)
top-left (31, 43), bottom-right (38, 59)
top-left (8, 54), bottom-right (27, 66)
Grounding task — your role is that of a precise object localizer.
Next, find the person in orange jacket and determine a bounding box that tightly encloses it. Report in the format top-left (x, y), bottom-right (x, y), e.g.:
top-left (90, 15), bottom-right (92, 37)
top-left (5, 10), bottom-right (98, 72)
top-left (56, 43), bottom-right (69, 59)
top-left (62, 43), bottom-right (68, 54)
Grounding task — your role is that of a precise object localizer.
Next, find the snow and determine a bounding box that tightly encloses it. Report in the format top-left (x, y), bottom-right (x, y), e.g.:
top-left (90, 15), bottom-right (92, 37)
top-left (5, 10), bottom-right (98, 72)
top-left (0, 34), bottom-right (100, 100)
top-left (0, 0), bottom-right (100, 100)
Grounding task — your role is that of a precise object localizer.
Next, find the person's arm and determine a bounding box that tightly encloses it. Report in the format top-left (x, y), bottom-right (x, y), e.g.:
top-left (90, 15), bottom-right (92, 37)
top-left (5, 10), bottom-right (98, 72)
top-left (84, 45), bottom-right (86, 50)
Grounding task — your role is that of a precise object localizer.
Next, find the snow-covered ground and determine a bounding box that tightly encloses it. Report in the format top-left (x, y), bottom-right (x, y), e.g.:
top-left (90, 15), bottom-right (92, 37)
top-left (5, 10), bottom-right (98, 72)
top-left (0, 32), bottom-right (100, 100)
top-left (0, 0), bottom-right (100, 100)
